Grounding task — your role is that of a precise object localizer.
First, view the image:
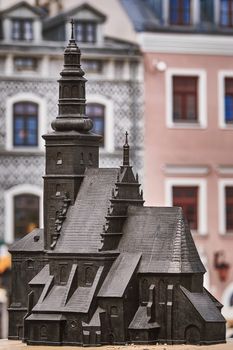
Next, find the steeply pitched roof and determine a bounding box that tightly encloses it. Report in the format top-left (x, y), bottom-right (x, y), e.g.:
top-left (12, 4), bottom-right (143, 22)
top-left (180, 286), bottom-right (225, 322)
top-left (98, 252), bottom-right (141, 298)
top-left (33, 265), bottom-right (104, 313)
top-left (118, 206), bottom-right (205, 274)
top-left (129, 305), bottom-right (160, 330)
top-left (29, 265), bottom-right (50, 285)
top-left (54, 168), bottom-right (118, 253)
top-left (120, 0), bottom-right (159, 32)
top-left (9, 229), bottom-right (44, 252)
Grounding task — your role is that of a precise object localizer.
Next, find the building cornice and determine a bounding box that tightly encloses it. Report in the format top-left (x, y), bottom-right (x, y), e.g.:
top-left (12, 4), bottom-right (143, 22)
top-left (138, 32), bottom-right (233, 56)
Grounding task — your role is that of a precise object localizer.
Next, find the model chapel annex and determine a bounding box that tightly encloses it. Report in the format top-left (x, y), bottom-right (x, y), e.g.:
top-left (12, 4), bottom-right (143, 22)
top-left (8, 25), bottom-right (226, 346)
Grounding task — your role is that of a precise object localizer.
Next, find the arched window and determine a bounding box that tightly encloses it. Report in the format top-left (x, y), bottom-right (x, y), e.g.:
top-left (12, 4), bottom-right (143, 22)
top-left (13, 102), bottom-right (38, 147)
top-left (86, 103), bottom-right (105, 147)
top-left (40, 325), bottom-right (47, 340)
top-left (158, 279), bottom-right (167, 303)
top-left (110, 306), bottom-right (118, 317)
top-left (6, 93), bottom-right (46, 151)
top-left (60, 265), bottom-right (67, 284)
top-left (142, 278), bottom-right (149, 302)
top-left (14, 193), bottom-right (39, 240)
top-left (85, 266), bottom-right (94, 285)
top-left (5, 184), bottom-right (43, 243)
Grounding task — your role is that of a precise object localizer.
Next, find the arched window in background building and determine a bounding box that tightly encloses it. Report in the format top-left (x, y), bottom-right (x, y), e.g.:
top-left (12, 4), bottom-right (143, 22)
top-left (14, 193), bottom-right (39, 240)
top-left (13, 102), bottom-right (38, 147)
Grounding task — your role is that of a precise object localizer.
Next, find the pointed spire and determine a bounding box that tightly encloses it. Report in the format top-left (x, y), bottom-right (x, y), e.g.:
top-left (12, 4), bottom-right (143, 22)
top-left (70, 18), bottom-right (75, 41)
top-left (51, 19), bottom-right (93, 133)
top-left (123, 131), bottom-right (130, 166)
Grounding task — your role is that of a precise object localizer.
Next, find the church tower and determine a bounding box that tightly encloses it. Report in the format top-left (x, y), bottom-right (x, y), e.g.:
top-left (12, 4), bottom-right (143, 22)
top-left (42, 21), bottom-right (101, 250)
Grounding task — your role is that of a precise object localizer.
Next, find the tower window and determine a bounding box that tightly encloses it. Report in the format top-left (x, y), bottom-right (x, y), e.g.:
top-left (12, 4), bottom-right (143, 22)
top-left (14, 194), bottom-right (39, 240)
top-left (225, 78), bottom-right (233, 124)
top-left (56, 185), bottom-right (61, 197)
top-left (172, 186), bottom-right (198, 230)
top-left (173, 76), bottom-right (198, 122)
top-left (74, 21), bottom-right (96, 43)
top-left (13, 102), bottom-right (38, 147)
top-left (12, 19), bottom-right (33, 41)
top-left (56, 152), bottom-right (63, 165)
top-left (220, 0), bottom-right (233, 27)
top-left (86, 103), bottom-right (105, 147)
top-left (169, 0), bottom-right (191, 25)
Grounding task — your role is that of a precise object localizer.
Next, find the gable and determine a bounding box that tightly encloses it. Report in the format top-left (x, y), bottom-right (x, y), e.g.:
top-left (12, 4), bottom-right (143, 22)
top-left (1, 2), bottom-right (43, 19)
top-left (6, 7), bottom-right (39, 19)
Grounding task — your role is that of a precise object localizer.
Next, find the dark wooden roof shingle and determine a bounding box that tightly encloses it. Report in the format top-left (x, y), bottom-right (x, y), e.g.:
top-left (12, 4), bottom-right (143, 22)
top-left (55, 168), bottom-right (118, 253)
top-left (98, 252), bottom-right (141, 298)
top-left (118, 206), bottom-right (205, 274)
top-left (180, 286), bottom-right (225, 322)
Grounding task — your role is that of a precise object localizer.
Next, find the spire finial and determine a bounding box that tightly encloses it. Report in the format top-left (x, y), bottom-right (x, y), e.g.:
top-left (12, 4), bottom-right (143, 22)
top-left (124, 131), bottom-right (129, 146)
top-left (70, 18), bottom-right (75, 41)
top-left (123, 131), bottom-right (130, 166)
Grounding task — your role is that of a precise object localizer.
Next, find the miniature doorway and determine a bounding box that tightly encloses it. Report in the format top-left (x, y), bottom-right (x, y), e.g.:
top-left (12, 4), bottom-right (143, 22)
top-left (185, 325), bottom-right (200, 344)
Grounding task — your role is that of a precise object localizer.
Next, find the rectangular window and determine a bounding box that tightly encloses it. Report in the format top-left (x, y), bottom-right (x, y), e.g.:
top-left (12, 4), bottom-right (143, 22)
top-left (173, 76), bottom-right (198, 122)
top-left (225, 78), bottom-right (233, 123)
top-left (169, 0), bottom-right (191, 25)
top-left (14, 57), bottom-right (37, 72)
top-left (74, 22), bottom-right (96, 43)
top-left (226, 186), bottom-right (233, 231)
top-left (220, 0), bottom-right (233, 27)
top-left (82, 59), bottom-right (103, 73)
top-left (172, 186), bottom-right (198, 230)
top-left (12, 19), bottom-right (33, 41)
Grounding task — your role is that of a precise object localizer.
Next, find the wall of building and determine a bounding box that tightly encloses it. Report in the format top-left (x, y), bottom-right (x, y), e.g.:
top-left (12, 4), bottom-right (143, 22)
top-left (143, 50), bottom-right (233, 306)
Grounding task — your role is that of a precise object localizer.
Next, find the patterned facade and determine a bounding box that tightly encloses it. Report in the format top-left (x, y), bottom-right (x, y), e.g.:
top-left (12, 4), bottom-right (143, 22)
top-left (0, 1), bottom-right (143, 245)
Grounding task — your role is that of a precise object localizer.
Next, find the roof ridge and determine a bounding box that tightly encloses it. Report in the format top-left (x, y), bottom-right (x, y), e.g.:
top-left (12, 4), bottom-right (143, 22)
top-left (171, 209), bottom-right (184, 267)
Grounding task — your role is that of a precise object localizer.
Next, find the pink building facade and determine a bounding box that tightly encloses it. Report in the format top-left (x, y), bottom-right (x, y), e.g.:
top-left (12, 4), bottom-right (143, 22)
top-left (142, 35), bottom-right (233, 319)
top-left (121, 0), bottom-right (233, 321)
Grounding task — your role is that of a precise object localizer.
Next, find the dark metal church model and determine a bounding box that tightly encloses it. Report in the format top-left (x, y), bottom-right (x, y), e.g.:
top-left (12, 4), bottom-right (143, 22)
top-left (8, 27), bottom-right (226, 346)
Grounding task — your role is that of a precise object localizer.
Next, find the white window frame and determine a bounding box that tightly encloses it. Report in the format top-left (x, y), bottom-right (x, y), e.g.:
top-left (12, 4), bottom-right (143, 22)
top-left (86, 94), bottom-right (114, 153)
top-left (6, 93), bottom-right (46, 151)
top-left (4, 184), bottom-right (43, 244)
top-left (218, 70), bottom-right (233, 129)
top-left (162, 0), bottom-right (200, 26)
top-left (165, 178), bottom-right (207, 235)
top-left (218, 179), bottom-right (233, 235)
top-left (165, 68), bottom-right (207, 129)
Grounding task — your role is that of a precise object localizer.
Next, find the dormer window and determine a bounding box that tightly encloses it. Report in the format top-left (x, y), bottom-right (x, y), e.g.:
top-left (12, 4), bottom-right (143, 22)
top-left (12, 18), bottom-right (33, 41)
top-left (74, 21), bottom-right (96, 43)
top-left (169, 0), bottom-right (191, 25)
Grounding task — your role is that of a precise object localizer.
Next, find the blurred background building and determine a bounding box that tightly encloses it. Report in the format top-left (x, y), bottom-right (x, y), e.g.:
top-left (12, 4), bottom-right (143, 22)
top-left (121, 0), bottom-right (233, 322)
top-left (0, 0), bottom-right (233, 339)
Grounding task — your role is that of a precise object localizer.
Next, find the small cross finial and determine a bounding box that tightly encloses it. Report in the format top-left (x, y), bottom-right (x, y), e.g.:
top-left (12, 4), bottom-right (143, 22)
top-left (70, 18), bottom-right (74, 40)
top-left (123, 131), bottom-right (130, 166)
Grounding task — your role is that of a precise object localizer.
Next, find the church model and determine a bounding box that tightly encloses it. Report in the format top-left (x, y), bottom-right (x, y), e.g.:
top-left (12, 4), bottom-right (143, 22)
top-left (8, 25), bottom-right (226, 346)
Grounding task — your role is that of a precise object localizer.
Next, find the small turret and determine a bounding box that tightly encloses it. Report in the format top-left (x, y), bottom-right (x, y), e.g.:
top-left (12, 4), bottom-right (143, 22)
top-left (51, 19), bottom-right (93, 133)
